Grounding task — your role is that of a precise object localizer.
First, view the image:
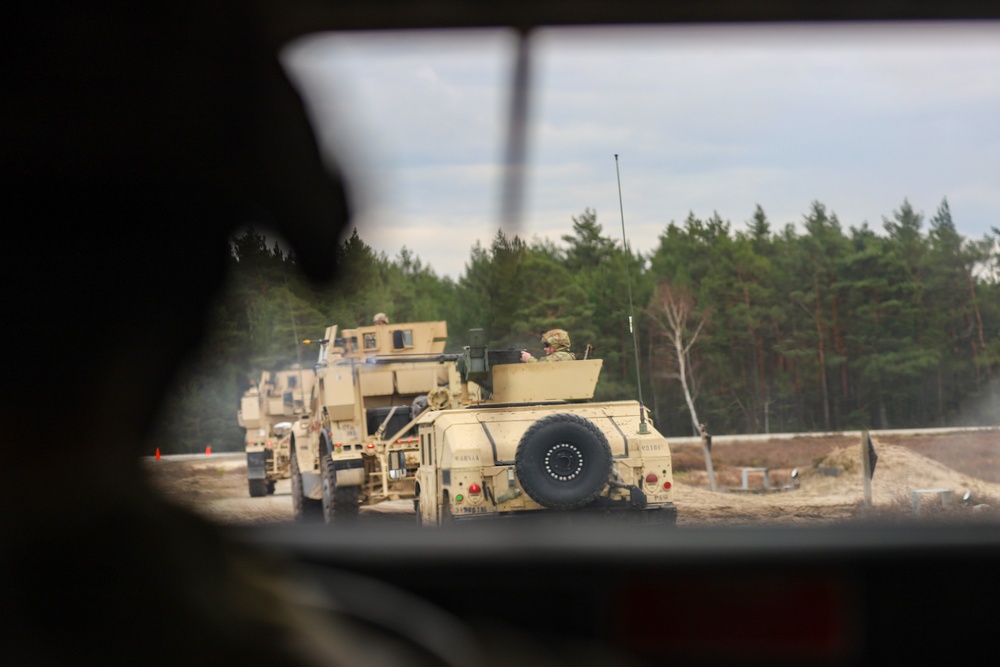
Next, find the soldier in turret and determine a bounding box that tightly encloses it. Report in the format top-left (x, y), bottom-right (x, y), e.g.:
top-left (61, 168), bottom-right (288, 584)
top-left (521, 329), bottom-right (576, 363)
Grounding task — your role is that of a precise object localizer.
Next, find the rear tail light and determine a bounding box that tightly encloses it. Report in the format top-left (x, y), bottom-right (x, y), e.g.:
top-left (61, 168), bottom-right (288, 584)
top-left (663, 481), bottom-right (672, 490)
top-left (468, 483), bottom-right (482, 495)
top-left (645, 473), bottom-right (658, 484)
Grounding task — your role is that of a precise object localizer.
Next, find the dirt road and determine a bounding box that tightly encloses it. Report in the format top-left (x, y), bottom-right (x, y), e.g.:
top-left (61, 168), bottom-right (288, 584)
top-left (143, 454), bottom-right (415, 525)
top-left (143, 429), bottom-right (1000, 527)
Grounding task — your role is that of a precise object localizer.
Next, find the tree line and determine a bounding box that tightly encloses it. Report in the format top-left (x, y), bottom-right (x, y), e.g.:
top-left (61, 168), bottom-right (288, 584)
top-left (148, 199), bottom-right (1000, 453)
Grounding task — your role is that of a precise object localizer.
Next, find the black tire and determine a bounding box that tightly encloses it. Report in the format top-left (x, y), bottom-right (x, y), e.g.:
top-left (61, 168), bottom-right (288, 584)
top-left (248, 478), bottom-right (267, 498)
top-left (321, 451), bottom-right (360, 522)
top-left (515, 413), bottom-right (612, 510)
top-left (290, 446), bottom-right (322, 522)
top-left (265, 479), bottom-right (276, 495)
top-left (334, 485), bottom-right (361, 519)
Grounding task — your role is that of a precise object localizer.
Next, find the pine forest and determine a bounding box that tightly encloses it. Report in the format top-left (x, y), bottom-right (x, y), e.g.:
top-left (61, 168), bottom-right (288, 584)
top-left (148, 199), bottom-right (1000, 454)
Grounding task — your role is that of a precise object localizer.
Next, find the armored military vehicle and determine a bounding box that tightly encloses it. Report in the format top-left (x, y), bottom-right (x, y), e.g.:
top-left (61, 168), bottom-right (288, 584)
top-left (289, 320), bottom-right (464, 521)
top-left (410, 329), bottom-right (677, 525)
top-left (237, 367), bottom-right (315, 497)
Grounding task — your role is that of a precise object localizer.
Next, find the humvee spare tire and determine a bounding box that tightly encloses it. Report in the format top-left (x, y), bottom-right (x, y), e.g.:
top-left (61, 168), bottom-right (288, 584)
top-left (515, 413), bottom-right (612, 510)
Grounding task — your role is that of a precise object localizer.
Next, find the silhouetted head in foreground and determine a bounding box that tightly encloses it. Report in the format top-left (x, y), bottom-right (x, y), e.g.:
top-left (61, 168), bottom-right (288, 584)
top-left (3, 4), bottom-right (354, 665)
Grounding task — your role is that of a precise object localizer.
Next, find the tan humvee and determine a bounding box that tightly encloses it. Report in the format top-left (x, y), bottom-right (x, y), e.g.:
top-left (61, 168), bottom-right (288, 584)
top-left (411, 330), bottom-right (677, 525)
top-left (237, 367), bottom-right (315, 497)
top-left (289, 320), bottom-right (465, 521)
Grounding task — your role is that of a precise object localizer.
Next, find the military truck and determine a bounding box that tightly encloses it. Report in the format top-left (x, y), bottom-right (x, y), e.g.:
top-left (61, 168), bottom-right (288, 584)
top-left (289, 320), bottom-right (465, 522)
top-left (237, 367), bottom-right (315, 497)
top-left (410, 329), bottom-right (677, 525)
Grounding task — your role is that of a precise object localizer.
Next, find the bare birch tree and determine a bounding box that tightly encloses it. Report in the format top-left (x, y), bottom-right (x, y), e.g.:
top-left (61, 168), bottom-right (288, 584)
top-left (648, 282), bottom-right (709, 435)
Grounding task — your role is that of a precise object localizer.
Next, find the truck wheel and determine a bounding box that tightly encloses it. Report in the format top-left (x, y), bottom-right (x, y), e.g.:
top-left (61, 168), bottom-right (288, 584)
top-left (321, 453), bottom-right (360, 521)
top-left (265, 480), bottom-right (276, 495)
top-left (515, 413), bottom-right (612, 510)
top-left (291, 447), bottom-right (322, 522)
top-left (440, 491), bottom-right (453, 525)
top-left (333, 485), bottom-right (360, 519)
top-left (248, 478), bottom-right (267, 497)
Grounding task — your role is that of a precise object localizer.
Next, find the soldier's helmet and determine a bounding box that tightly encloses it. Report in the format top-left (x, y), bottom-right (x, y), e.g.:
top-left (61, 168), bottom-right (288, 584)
top-left (541, 329), bottom-right (571, 351)
top-left (373, 312), bottom-right (389, 325)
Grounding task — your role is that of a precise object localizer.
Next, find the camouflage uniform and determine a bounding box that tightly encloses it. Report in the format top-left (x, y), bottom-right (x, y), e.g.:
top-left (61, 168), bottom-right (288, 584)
top-left (373, 312), bottom-right (389, 325)
top-left (525, 328), bottom-right (576, 362)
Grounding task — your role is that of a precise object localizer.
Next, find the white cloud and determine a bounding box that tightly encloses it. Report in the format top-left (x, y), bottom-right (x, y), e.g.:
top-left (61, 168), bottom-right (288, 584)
top-left (284, 22), bottom-right (1000, 279)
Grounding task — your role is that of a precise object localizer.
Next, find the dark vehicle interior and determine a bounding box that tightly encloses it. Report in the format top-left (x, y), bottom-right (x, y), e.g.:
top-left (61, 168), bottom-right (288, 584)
top-left (4, 2), bottom-right (998, 666)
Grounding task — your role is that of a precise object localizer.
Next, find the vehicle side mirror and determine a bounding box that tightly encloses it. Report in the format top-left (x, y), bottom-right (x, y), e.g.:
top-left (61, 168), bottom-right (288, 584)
top-left (388, 450), bottom-right (407, 480)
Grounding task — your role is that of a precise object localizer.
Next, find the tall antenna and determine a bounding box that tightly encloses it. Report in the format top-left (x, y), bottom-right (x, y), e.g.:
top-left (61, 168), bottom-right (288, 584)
top-left (289, 309), bottom-right (311, 415)
top-left (615, 154), bottom-right (648, 433)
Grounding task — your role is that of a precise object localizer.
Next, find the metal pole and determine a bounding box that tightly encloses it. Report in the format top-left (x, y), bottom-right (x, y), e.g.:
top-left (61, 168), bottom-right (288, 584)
top-left (499, 29), bottom-right (532, 233)
top-left (861, 430), bottom-right (874, 513)
top-left (700, 422), bottom-right (717, 492)
top-left (615, 154), bottom-right (648, 433)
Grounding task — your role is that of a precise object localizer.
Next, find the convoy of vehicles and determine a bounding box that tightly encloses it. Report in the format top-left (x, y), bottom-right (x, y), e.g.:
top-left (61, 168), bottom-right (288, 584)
top-left (237, 367), bottom-right (315, 497)
top-left (259, 318), bottom-right (677, 526)
top-left (288, 320), bottom-right (465, 521)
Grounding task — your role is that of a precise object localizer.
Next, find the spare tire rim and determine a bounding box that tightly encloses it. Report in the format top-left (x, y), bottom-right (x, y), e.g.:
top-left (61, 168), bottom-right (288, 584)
top-left (544, 442), bottom-right (584, 481)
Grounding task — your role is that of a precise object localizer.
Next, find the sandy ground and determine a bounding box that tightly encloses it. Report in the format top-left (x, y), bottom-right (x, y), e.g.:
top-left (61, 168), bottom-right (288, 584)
top-left (143, 429), bottom-right (1000, 527)
top-left (675, 441), bottom-right (1000, 526)
top-left (143, 455), bottom-right (415, 525)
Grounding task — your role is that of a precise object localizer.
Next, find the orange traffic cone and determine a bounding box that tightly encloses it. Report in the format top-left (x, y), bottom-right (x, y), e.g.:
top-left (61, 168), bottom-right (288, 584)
top-left (155, 448), bottom-right (161, 460)
top-left (206, 446), bottom-right (212, 455)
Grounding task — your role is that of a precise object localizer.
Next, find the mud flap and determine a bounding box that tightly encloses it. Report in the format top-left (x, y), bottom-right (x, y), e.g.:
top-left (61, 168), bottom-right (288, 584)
top-left (629, 485), bottom-right (648, 509)
top-left (301, 471), bottom-right (323, 499)
top-left (333, 458), bottom-right (365, 486)
top-left (246, 451), bottom-right (270, 480)
top-left (644, 503), bottom-right (678, 525)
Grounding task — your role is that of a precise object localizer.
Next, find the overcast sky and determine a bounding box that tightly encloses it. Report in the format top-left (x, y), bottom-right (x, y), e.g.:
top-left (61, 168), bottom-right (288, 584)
top-left (282, 21), bottom-right (1000, 280)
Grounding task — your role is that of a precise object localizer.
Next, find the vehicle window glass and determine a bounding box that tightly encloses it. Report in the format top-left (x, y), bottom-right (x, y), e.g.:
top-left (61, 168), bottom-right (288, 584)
top-left (148, 23), bottom-right (999, 532)
top-left (392, 329), bottom-right (414, 350)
